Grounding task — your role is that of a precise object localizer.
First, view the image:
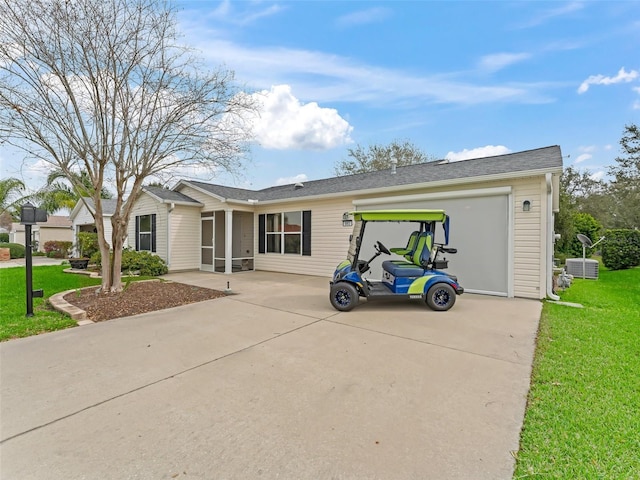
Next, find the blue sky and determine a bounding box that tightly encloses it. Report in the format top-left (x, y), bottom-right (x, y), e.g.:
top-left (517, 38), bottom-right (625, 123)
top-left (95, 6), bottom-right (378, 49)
top-left (2, 0), bottom-right (639, 191)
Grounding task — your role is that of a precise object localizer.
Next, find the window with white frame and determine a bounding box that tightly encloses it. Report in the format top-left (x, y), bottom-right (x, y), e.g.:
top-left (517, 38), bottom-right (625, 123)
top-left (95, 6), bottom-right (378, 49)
top-left (135, 214), bottom-right (156, 252)
top-left (259, 211), bottom-right (311, 256)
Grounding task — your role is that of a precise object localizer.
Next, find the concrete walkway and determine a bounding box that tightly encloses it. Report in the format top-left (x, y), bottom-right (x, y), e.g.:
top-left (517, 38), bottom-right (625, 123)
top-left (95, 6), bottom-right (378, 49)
top-left (0, 271), bottom-right (542, 479)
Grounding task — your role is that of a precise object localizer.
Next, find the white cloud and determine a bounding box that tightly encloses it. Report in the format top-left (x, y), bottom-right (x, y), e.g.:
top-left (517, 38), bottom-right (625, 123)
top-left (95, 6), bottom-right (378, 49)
top-left (335, 7), bottom-right (391, 28)
top-left (206, 0), bottom-right (284, 26)
top-left (604, 144), bottom-right (613, 150)
top-left (574, 153), bottom-right (592, 163)
top-left (517, 2), bottom-right (585, 29)
top-left (445, 145), bottom-right (512, 162)
top-left (248, 85), bottom-right (353, 150)
top-left (478, 53), bottom-right (531, 73)
top-left (185, 38), bottom-right (550, 106)
top-left (579, 145), bottom-right (596, 153)
top-left (275, 173), bottom-right (308, 186)
top-left (577, 67), bottom-right (639, 94)
top-left (589, 171), bottom-right (605, 181)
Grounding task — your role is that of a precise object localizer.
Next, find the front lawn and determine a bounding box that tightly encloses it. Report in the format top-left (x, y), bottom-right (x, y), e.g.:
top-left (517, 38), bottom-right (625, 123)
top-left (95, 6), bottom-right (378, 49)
top-left (0, 265), bottom-right (102, 341)
top-left (514, 267), bottom-right (640, 478)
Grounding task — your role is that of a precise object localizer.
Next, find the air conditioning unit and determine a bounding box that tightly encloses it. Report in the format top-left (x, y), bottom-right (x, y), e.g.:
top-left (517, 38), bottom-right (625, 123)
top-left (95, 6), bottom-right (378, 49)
top-left (565, 258), bottom-right (599, 279)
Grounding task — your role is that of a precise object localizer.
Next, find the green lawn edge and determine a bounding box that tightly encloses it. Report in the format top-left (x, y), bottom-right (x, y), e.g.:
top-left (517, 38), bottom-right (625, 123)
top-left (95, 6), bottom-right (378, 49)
top-left (0, 265), bottom-right (154, 341)
top-left (514, 267), bottom-right (640, 478)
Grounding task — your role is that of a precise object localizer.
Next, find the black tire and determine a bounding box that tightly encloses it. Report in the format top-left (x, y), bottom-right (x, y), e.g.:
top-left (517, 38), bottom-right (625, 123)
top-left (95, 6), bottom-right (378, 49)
top-left (330, 282), bottom-right (359, 312)
top-left (426, 283), bottom-right (456, 311)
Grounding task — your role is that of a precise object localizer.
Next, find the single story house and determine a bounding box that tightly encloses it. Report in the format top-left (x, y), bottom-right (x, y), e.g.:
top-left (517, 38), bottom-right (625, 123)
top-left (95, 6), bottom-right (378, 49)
top-left (128, 145), bottom-right (563, 300)
top-left (69, 198), bottom-right (123, 255)
top-left (10, 215), bottom-right (73, 252)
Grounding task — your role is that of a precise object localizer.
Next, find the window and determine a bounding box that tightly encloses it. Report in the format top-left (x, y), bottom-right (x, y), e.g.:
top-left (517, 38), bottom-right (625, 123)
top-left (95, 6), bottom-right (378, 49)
top-left (135, 214), bottom-right (156, 252)
top-left (259, 211), bottom-right (311, 255)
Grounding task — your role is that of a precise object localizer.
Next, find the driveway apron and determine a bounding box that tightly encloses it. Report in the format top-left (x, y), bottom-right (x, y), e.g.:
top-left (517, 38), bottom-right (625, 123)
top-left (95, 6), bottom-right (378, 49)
top-left (0, 271), bottom-right (541, 479)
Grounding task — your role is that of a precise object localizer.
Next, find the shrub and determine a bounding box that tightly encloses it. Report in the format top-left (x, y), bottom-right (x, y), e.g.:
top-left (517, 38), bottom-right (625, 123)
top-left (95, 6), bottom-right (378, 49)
top-left (74, 232), bottom-right (99, 258)
top-left (0, 242), bottom-right (25, 258)
top-left (567, 212), bottom-right (602, 258)
top-left (601, 229), bottom-right (640, 270)
top-left (44, 240), bottom-right (73, 258)
top-left (0, 232), bottom-right (8, 243)
top-left (91, 248), bottom-right (168, 276)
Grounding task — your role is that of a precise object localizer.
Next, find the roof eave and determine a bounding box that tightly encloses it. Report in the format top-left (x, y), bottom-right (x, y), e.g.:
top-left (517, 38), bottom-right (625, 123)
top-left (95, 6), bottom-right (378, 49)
top-left (224, 166), bottom-right (563, 205)
top-left (174, 180), bottom-right (226, 203)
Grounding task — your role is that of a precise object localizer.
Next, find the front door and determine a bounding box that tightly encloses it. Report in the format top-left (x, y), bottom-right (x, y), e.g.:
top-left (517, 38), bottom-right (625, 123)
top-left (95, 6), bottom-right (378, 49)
top-left (201, 214), bottom-right (214, 272)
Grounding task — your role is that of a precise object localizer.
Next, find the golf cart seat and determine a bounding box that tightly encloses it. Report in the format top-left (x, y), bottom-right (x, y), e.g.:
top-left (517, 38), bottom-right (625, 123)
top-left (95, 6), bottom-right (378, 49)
top-left (382, 232), bottom-right (433, 277)
top-left (390, 231), bottom-right (420, 260)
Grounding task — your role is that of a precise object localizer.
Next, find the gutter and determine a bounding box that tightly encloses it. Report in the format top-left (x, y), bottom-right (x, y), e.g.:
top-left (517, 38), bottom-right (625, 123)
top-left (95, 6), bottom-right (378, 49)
top-left (546, 173), bottom-right (560, 301)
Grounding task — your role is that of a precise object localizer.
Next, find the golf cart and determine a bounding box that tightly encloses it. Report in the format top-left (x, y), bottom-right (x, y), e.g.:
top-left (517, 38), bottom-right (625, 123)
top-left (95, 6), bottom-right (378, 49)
top-left (329, 210), bottom-right (464, 312)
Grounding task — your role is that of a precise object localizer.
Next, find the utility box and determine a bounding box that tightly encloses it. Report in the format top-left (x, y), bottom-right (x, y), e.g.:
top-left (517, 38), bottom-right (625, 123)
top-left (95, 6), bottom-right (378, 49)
top-left (566, 258), bottom-right (599, 279)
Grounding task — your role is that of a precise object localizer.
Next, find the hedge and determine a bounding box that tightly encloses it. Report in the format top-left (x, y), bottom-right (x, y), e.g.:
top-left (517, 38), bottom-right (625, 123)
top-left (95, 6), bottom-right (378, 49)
top-left (44, 240), bottom-right (73, 258)
top-left (0, 242), bottom-right (26, 259)
top-left (601, 229), bottom-right (640, 270)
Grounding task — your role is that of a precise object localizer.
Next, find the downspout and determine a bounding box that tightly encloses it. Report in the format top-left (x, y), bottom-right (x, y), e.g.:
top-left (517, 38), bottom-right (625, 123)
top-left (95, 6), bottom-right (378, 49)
top-left (546, 173), bottom-right (560, 301)
top-left (167, 202), bottom-right (175, 269)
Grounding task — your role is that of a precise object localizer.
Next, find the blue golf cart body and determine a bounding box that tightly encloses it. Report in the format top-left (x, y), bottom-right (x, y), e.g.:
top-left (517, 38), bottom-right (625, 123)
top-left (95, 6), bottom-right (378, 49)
top-left (329, 209), bottom-right (464, 312)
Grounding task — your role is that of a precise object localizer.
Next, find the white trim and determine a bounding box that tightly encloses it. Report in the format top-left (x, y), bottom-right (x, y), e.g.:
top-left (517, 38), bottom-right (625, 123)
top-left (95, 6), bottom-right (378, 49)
top-left (507, 192), bottom-right (515, 298)
top-left (352, 186), bottom-right (512, 206)
top-left (225, 209), bottom-right (233, 275)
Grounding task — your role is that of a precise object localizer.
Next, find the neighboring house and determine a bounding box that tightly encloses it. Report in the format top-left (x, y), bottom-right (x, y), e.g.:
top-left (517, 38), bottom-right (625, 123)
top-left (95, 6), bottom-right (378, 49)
top-left (69, 198), bottom-right (122, 255)
top-left (9, 215), bottom-right (73, 253)
top-left (129, 145), bottom-right (563, 300)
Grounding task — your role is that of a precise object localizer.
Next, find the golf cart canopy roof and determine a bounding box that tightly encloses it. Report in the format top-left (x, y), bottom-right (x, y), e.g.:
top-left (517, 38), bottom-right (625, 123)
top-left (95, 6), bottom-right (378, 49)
top-left (350, 209), bottom-right (448, 222)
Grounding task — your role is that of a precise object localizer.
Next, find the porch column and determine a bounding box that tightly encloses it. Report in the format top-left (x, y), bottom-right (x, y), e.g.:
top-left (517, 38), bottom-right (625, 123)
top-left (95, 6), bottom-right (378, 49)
top-left (225, 209), bottom-right (233, 274)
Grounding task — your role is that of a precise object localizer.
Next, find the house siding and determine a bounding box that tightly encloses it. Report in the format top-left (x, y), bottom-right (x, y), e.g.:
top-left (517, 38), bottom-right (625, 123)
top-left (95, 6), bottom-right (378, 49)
top-left (254, 197), bottom-right (354, 277)
top-left (512, 178), bottom-right (545, 298)
top-left (168, 204), bottom-right (201, 271)
top-left (128, 193), bottom-right (168, 262)
top-left (71, 203), bottom-right (114, 249)
top-left (37, 227), bottom-right (73, 252)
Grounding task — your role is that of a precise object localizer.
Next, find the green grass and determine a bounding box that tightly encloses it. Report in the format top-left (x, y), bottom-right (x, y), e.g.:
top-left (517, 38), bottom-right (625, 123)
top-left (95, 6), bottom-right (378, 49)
top-left (1, 265), bottom-right (160, 341)
top-left (514, 267), bottom-right (640, 479)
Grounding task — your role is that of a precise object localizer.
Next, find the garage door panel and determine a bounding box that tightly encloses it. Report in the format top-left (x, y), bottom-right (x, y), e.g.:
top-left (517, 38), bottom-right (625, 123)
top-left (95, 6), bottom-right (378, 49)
top-left (358, 196), bottom-right (509, 295)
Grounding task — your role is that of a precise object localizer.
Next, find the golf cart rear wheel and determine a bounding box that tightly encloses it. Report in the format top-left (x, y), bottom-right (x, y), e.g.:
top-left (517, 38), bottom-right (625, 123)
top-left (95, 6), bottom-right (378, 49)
top-left (330, 282), bottom-right (359, 312)
top-left (426, 283), bottom-right (456, 311)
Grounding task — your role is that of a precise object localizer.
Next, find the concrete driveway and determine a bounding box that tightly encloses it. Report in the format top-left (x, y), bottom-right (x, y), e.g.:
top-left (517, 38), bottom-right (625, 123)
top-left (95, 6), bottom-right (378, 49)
top-left (0, 271), bottom-right (541, 479)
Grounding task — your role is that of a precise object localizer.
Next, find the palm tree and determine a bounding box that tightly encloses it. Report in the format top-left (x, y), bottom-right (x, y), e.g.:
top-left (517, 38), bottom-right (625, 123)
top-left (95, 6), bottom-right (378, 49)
top-left (35, 169), bottom-right (113, 214)
top-left (0, 177), bottom-right (26, 219)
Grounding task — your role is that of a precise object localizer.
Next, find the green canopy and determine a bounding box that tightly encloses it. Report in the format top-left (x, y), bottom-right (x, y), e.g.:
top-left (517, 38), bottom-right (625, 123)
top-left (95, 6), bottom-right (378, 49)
top-left (350, 209), bottom-right (447, 222)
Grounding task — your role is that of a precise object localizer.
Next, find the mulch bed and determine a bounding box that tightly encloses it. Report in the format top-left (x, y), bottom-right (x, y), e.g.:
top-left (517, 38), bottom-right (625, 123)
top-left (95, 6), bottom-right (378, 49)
top-left (63, 281), bottom-right (226, 322)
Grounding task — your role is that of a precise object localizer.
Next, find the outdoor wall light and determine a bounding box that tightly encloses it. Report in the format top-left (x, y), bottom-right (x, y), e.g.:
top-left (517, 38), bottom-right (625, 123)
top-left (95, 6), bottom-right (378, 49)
top-left (342, 212), bottom-right (353, 227)
top-left (522, 200), bottom-right (531, 212)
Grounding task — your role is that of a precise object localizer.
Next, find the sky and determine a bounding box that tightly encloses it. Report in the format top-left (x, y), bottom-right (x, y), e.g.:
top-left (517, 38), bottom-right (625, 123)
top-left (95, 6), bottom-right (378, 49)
top-left (2, 0), bottom-right (639, 192)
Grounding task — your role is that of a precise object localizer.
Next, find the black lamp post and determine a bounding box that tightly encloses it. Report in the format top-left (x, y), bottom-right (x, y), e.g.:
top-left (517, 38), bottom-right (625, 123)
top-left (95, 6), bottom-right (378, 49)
top-left (20, 202), bottom-right (47, 317)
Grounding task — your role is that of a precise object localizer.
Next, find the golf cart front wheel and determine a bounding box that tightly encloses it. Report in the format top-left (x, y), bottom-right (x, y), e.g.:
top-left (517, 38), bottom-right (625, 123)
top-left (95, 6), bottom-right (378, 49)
top-left (426, 283), bottom-right (456, 311)
top-left (330, 282), bottom-right (359, 312)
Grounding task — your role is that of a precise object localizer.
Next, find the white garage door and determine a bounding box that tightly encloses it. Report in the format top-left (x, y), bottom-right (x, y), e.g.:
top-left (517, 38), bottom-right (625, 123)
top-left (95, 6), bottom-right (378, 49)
top-left (357, 193), bottom-right (510, 296)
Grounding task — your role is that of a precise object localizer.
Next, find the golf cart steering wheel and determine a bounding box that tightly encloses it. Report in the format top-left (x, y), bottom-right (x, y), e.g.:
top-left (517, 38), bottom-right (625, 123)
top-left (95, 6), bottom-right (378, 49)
top-left (376, 241), bottom-right (391, 255)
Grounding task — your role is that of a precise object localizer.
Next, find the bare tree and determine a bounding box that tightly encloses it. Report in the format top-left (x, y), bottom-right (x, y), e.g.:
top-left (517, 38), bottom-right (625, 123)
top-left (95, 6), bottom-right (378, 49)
top-left (0, 0), bottom-right (256, 292)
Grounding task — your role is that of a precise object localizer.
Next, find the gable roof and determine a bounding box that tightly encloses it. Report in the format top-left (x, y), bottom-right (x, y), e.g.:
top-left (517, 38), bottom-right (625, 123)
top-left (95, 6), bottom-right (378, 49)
top-left (142, 186), bottom-right (202, 206)
top-left (176, 145), bottom-right (563, 204)
top-left (70, 197), bottom-right (118, 220)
